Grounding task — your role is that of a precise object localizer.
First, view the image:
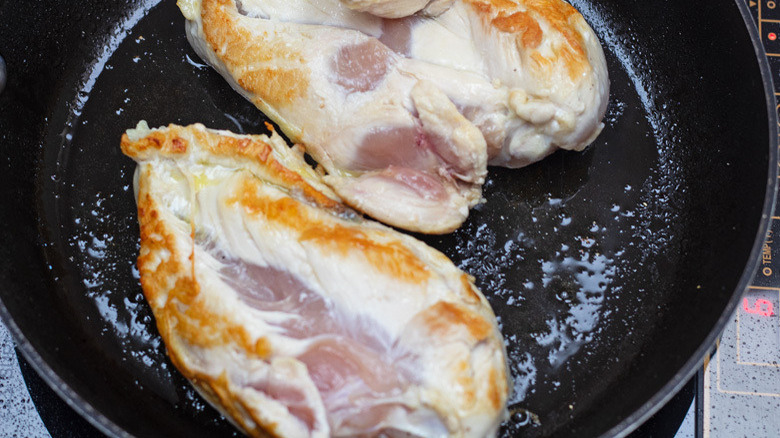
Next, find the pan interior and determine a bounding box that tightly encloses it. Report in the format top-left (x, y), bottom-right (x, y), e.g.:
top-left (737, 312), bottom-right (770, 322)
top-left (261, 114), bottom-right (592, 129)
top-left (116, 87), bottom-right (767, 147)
top-left (1, 0), bottom-right (769, 437)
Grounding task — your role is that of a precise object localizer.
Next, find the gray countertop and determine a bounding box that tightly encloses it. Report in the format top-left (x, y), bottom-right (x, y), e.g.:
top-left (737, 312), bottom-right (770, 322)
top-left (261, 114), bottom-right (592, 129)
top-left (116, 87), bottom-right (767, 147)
top-left (0, 321), bottom-right (50, 438)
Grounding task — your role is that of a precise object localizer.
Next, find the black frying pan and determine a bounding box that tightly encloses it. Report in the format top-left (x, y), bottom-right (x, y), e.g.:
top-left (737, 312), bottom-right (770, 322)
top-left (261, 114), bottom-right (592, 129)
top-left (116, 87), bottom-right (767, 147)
top-left (0, 0), bottom-right (775, 437)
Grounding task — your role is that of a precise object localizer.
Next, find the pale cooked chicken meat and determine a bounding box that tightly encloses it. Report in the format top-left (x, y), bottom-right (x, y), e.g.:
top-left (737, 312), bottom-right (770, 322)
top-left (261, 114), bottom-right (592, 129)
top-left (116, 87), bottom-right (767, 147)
top-left (121, 121), bottom-right (509, 437)
top-left (340, 0), bottom-right (454, 18)
top-left (177, 0), bottom-right (608, 233)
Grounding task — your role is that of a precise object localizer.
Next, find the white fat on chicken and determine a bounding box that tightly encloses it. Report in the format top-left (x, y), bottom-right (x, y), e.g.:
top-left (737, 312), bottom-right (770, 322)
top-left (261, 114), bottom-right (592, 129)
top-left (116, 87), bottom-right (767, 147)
top-left (121, 122), bottom-right (510, 438)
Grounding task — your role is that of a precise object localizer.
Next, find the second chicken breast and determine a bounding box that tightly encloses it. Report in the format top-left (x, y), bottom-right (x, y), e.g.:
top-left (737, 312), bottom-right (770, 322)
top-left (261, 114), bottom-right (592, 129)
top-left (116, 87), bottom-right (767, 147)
top-left (178, 0), bottom-right (608, 233)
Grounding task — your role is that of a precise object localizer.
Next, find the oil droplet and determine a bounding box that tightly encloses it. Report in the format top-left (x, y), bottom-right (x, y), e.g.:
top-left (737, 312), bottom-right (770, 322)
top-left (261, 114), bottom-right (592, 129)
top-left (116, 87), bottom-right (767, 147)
top-left (185, 53), bottom-right (208, 70)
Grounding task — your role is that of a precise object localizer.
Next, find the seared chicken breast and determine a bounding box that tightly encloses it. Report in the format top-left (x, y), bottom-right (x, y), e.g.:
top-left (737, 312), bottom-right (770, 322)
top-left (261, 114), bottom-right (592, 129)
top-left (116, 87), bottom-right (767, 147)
top-left (121, 122), bottom-right (509, 437)
top-left (177, 0), bottom-right (608, 233)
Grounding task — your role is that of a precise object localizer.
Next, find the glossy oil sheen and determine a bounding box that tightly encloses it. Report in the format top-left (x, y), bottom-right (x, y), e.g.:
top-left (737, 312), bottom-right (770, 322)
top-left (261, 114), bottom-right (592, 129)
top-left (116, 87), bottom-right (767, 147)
top-left (0, 0), bottom-right (773, 437)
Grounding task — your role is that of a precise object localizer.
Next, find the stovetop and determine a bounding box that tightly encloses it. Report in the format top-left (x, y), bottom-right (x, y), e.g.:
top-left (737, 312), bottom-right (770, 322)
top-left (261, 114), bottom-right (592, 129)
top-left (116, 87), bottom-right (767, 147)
top-left (1, 0), bottom-right (778, 437)
top-left (0, 310), bottom-right (702, 438)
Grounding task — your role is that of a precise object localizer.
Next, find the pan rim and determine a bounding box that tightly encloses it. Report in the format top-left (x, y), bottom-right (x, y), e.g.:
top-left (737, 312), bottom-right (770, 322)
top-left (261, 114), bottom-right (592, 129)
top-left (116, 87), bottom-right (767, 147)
top-left (0, 304), bottom-right (131, 438)
top-left (0, 1), bottom-right (161, 435)
top-left (603, 0), bottom-right (780, 436)
top-left (0, 0), bottom-right (777, 436)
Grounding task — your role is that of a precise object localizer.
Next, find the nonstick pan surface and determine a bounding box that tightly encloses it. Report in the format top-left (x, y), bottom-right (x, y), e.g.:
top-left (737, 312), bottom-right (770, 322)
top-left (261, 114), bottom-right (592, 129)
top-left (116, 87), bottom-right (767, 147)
top-left (0, 0), bottom-right (776, 437)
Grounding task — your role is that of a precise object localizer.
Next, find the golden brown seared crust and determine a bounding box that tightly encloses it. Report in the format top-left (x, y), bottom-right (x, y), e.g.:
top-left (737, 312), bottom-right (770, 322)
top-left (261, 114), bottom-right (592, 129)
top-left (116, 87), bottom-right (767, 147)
top-left (229, 175), bottom-right (433, 285)
top-left (459, 273), bottom-right (483, 305)
top-left (487, 366), bottom-right (506, 411)
top-left (200, 0), bottom-right (310, 110)
top-left (492, 10), bottom-right (543, 48)
top-left (407, 299), bottom-right (508, 416)
top-left (120, 130), bottom-right (189, 158)
top-left (420, 301), bottom-right (493, 341)
top-left (465, 0), bottom-right (588, 78)
top-left (207, 132), bottom-right (340, 210)
top-left (134, 169), bottom-right (280, 438)
top-left (123, 123), bottom-right (435, 287)
top-left (135, 174), bottom-right (271, 359)
top-left (447, 353), bottom-right (508, 413)
top-left (121, 124), bottom-right (339, 210)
